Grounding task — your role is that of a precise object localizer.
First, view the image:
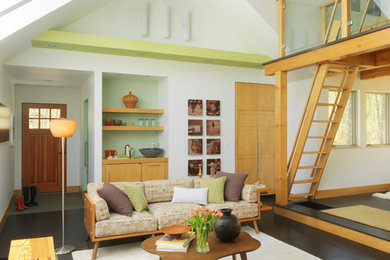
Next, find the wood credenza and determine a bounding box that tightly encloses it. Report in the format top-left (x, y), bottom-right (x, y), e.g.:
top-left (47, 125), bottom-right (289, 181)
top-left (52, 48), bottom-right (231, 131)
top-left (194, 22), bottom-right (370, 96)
top-left (102, 157), bottom-right (168, 182)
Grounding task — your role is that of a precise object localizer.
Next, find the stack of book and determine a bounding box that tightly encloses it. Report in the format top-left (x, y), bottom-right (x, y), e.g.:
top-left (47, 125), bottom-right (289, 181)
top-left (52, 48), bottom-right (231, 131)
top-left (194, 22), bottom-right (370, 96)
top-left (155, 231), bottom-right (195, 252)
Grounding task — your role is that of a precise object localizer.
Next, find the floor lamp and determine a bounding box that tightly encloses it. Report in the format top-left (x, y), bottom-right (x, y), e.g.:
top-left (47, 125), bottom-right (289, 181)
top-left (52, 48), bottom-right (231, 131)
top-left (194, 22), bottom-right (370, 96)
top-left (50, 118), bottom-right (77, 255)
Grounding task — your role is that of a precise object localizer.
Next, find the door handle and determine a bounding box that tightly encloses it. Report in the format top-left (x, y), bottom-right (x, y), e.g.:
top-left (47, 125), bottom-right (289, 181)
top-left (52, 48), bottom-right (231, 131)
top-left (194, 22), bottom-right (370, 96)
top-left (148, 164), bottom-right (161, 166)
top-left (258, 143), bottom-right (261, 171)
top-left (256, 143), bottom-right (258, 171)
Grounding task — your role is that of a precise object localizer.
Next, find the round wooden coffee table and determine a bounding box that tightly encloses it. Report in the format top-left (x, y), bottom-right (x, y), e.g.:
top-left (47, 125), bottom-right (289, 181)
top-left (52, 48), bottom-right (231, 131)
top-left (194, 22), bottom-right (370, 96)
top-left (141, 231), bottom-right (260, 260)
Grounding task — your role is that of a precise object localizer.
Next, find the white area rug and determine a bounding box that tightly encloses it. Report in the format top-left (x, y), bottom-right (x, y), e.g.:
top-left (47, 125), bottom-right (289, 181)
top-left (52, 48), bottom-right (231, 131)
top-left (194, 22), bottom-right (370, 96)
top-left (72, 226), bottom-right (320, 260)
top-left (373, 191), bottom-right (390, 200)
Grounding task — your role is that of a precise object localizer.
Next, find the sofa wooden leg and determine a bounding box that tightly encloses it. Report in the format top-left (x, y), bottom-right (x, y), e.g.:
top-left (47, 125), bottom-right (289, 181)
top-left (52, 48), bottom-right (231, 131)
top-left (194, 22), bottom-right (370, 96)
top-left (92, 242), bottom-right (99, 260)
top-left (253, 220), bottom-right (260, 234)
top-left (86, 233), bottom-right (89, 241)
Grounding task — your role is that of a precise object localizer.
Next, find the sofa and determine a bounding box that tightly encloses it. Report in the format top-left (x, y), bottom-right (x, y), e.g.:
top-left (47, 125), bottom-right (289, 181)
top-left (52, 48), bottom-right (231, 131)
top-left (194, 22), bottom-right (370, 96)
top-left (84, 178), bottom-right (264, 259)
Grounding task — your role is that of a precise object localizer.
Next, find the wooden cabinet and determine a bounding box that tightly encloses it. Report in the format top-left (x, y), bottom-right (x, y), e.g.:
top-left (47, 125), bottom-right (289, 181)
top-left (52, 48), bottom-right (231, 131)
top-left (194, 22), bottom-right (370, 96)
top-left (235, 82), bottom-right (275, 192)
top-left (106, 164), bottom-right (142, 182)
top-left (102, 158), bottom-right (168, 182)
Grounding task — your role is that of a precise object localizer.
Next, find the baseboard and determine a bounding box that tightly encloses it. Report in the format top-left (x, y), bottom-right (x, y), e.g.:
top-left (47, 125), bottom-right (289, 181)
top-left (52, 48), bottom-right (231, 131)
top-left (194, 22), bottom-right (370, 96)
top-left (0, 194), bottom-right (14, 232)
top-left (274, 206), bottom-right (390, 254)
top-left (316, 183), bottom-right (390, 199)
top-left (67, 186), bottom-right (82, 193)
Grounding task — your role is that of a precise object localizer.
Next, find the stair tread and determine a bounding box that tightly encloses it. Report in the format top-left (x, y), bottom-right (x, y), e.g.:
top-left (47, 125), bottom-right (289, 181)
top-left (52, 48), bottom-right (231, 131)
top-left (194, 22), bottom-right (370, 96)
top-left (307, 136), bottom-right (332, 139)
top-left (302, 151), bottom-right (327, 154)
top-left (317, 103), bottom-right (342, 106)
top-left (289, 193), bottom-right (314, 198)
top-left (293, 179), bottom-right (318, 184)
top-left (297, 166), bottom-right (322, 169)
top-left (312, 120), bottom-right (338, 123)
top-left (322, 85), bottom-right (347, 90)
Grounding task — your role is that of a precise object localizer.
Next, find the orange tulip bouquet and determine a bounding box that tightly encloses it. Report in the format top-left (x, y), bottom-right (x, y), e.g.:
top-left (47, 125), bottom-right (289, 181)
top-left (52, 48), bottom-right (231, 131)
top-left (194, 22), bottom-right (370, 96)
top-left (182, 206), bottom-right (222, 254)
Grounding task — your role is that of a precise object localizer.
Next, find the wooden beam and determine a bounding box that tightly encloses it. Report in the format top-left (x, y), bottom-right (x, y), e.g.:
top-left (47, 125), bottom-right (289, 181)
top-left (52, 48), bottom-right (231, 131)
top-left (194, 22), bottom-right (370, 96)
top-left (375, 48), bottom-right (390, 66)
top-left (275, 71), bottom-right (288, 206)
top-left (264, 27), bottom-right (390, 75)
top-left (341, 0), bottom-right (351, 38)
top-left (274, 207), bottom-right (390, 254)
top-left (333, 53), bottom-right (377, 66)
top-left (278, 0), bottom-right (286, 57)
top-left (360, 65), bottom-right (390, 80)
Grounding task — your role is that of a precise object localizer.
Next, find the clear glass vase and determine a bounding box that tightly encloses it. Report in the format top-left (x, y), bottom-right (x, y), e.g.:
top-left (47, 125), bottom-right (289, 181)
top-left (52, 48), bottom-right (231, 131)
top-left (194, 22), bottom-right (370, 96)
top-left (196, 228), bottom-right (210, 254)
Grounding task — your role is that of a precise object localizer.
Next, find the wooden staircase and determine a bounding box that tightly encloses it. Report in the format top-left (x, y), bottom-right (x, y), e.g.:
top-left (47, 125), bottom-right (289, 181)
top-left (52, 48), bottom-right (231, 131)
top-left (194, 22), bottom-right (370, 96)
top-left (287, 63), bottom-right (359, 201)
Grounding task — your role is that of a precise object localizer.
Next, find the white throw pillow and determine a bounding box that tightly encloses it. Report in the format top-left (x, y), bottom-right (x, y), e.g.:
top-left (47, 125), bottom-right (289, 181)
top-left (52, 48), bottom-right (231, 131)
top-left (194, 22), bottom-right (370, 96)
top-left (171, 186), bottom-right (208, 205)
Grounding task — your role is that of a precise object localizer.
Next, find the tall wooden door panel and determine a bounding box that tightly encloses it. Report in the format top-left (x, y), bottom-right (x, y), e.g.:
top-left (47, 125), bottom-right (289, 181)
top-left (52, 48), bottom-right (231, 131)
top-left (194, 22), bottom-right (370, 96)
top-left (22, 103), bottom-right (66, 193)
top-left (236, 83), bottom-right (275, 191)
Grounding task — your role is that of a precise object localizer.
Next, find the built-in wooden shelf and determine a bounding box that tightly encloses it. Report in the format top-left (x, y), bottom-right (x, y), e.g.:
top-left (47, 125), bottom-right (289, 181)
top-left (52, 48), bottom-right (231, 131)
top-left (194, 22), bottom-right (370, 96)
top-left (103, 126), bottom-right (164, 131)
top-left (102, 108), bottom-right (164, 114)
top-left (102, 157), bottom-right (168, 165)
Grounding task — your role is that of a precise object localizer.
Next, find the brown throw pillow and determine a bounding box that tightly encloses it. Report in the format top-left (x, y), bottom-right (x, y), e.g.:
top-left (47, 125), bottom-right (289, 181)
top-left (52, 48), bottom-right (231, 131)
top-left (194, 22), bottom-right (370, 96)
top-left (97, 183), bottom-right (133, 217)
top-left (216, 172), bottom-right (248, 202)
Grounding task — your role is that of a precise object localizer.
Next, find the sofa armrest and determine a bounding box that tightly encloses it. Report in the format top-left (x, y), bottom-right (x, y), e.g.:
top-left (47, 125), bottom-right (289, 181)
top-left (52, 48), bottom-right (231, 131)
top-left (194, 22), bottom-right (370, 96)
top-left (241, 184), bottom-right (257, 203)
top-left (84, 193), bottom-right (96, 241)
top-left (87, 183), bottom-right (110, 221)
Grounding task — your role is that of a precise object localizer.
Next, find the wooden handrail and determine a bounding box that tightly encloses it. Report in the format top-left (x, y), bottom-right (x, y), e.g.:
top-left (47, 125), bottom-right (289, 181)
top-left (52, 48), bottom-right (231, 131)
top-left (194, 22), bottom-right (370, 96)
top-left (358, 0), bottom-right (372, 34)
top-left (323, 0), bottom-right (340, 43)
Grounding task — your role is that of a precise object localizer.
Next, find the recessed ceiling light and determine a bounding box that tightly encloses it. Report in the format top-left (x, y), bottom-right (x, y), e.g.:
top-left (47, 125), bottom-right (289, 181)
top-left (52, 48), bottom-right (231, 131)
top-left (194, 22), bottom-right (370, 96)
top-left (136, 53), bottom-right (144, 56)
top-left (205, 59), bottom-right (213, 63)
top-left (47, 43), bottom-right (56, 48)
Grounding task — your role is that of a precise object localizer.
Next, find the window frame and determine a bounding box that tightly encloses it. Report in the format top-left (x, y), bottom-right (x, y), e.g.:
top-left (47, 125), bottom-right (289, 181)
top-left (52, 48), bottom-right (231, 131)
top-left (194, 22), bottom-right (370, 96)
top-left (366, 91), bottom-right (390, 146)
top-left (330, 90), bottom-right (358, 147)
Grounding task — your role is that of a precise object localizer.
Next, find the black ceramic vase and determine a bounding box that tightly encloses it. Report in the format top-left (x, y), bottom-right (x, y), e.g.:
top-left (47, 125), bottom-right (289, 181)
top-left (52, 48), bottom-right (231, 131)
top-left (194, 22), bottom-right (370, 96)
top-left (213, 208), bottom-right (241, 242)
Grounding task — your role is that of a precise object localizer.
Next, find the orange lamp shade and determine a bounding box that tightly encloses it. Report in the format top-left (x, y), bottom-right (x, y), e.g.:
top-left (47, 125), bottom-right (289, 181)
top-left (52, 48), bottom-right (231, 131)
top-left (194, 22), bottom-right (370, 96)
top-left (50, 118), bottom-right (77, 137)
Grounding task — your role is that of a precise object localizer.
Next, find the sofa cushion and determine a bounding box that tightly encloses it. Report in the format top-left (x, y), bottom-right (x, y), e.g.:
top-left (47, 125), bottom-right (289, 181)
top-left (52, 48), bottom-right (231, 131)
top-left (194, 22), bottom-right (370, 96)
top-left (241, 184), bottom-right (257, 203)
top-left (143, 179), bottom-right (194, 203)
top-left (95, 211), bottom-right (157, 238)
top-left (200, 177), bottom-right (226, 203)
top-left (97, 183), bottom-right (133, 217)
top-left (206, 201), bottom-right (258, 219)
top-left (148, 202), bottom-right (199, 229)
top-left (124, 183), bottom-right (148, 212)
top-left (171, 187), bottom-right (208, 205)
top-left (88, 182), bottom-right (144, 221)
top-left (216, 172), bottom-right (248, 202)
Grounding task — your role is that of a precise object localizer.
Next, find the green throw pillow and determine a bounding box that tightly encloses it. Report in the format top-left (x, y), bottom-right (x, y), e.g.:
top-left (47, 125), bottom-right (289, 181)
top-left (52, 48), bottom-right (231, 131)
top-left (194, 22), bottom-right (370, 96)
top-left (124, 183), bottom-right (148, 212)
top-left (200, 176), bottom-right (226, 203)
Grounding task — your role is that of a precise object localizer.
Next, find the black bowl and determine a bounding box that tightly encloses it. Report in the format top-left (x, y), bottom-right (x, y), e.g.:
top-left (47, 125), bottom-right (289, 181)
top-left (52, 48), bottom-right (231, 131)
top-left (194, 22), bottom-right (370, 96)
top-left (139, 148), bottom-right (164, 158)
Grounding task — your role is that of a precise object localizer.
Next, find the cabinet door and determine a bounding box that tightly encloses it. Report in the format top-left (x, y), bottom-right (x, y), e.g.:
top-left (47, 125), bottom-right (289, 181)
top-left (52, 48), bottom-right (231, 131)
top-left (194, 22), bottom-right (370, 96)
top-left (106, 164), bottom-right (141, 182)
top-left (142, 162), bottom-right (167, 181)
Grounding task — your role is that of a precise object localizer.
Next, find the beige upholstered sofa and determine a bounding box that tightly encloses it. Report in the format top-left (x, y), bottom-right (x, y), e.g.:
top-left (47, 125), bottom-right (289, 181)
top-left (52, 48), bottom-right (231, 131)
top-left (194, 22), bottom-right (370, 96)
top-left (84, 178), bottom-right (263, 259)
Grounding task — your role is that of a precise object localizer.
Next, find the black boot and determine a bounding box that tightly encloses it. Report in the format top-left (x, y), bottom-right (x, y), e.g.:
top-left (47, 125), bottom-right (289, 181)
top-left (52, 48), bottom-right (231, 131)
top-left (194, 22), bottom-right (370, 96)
top-left (29, 186), bottom-right (39, 206)
top-left (22, 186), bottom-right (30, 208)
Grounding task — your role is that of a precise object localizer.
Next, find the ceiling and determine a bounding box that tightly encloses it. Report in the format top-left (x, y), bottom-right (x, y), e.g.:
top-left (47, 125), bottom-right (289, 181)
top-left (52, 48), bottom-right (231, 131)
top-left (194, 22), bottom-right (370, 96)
top-left (6, 65), bottom-right (92, 87)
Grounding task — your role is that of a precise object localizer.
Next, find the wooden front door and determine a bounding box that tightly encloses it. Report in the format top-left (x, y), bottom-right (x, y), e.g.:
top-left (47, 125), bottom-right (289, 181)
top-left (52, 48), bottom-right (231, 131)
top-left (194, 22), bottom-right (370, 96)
top-left (22, 103), bottom-right (66, 193)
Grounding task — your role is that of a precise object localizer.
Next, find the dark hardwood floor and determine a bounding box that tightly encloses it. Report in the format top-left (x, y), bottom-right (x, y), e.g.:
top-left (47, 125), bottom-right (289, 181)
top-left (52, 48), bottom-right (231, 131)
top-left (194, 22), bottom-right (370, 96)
top-left (0, 193), bottom-right (389, 259)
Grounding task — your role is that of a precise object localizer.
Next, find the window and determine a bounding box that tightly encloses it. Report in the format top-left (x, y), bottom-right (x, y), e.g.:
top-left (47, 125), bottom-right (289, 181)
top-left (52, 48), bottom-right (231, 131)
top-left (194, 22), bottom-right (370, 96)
top-left (28, 107), bottom-right (61, 129)
top-left (366, 93), bottom-right (389, 145)
top-left (328, 90), bottom-right (357, 146)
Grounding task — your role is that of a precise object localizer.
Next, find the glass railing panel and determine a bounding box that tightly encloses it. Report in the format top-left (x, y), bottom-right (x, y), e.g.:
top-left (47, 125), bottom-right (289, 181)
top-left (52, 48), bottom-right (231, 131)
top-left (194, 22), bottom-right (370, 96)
top-left (350, 0), bottom-right (390, 35)
top-left (285, 0), bottom-right (340, 55)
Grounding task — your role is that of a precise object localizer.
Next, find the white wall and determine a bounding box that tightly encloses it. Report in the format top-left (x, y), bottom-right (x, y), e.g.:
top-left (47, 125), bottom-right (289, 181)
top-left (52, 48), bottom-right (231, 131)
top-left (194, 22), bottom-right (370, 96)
top-left (60, 0), bottom-right (278, 57)
top-left (0, 65), bottom-right (15, 218)
top-left (14, 84), bottom-right (82, 189)
top-left (320, 76), bottom-right (390, 190)
top-left (286, 68), bottom-right (390, 194)
top-left (7, 47), bottom-right (274, 182)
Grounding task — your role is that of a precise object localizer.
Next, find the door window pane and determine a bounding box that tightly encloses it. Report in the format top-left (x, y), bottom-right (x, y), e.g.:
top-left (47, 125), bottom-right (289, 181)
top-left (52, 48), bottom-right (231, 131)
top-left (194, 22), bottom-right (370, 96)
top-left (366, 93), bottom-right (387, 145)
top-left (29, 108), bottom-right (39, 118)
top-left (51, 109), bottom-right (61, 119)
top-left (40, 108), bottom-right (50, 118)
top-left (40, 119), bottom-right (50, 129)
top-left (29, 119), bottom-right (39, 129)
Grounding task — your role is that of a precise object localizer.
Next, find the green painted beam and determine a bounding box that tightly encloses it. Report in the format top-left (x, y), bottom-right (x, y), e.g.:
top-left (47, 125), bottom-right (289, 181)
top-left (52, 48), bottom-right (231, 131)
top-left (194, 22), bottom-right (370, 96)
top-left (31, 30), bottom-right (271, 69)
